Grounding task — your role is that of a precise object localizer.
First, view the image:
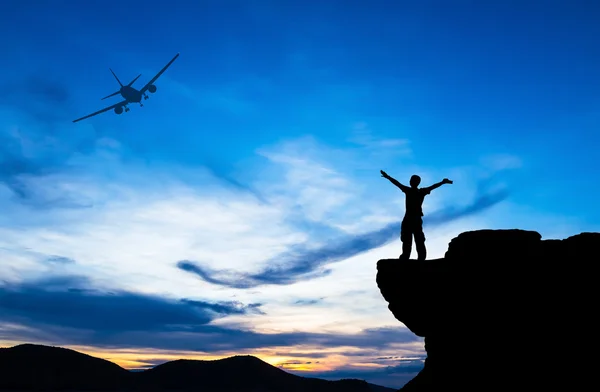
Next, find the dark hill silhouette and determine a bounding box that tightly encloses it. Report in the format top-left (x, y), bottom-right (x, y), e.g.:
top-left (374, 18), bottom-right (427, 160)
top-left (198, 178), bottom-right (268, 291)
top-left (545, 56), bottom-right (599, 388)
top-left (0, 343), bottom-right (131, 390)
top-left (140, 355), bottom-right (290, 388)
top-left (377, 229), bottom-right (599, 391)
top-left (0, 344), bottom-right (395, 392)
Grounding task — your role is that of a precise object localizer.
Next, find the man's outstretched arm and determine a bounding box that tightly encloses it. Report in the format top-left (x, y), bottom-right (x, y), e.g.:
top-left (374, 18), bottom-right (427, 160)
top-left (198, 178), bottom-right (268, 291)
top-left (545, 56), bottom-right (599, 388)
top-left (380, 170), bottom-right (409, 192)
top-left (423, 178), bottom-right (453, 193)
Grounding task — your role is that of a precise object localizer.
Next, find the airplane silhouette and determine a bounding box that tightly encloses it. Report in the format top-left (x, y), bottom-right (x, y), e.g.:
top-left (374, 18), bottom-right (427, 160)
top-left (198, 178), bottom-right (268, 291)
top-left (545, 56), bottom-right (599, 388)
top-left (73, 53), bottom-right (179, 123)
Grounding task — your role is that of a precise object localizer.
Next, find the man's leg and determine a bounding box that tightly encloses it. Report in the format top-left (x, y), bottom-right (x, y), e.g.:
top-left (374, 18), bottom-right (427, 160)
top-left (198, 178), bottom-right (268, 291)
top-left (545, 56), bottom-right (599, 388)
top-left (414, 221), bottom-right (426, 261)
top-left (400, 219), bottom-right (413, 260)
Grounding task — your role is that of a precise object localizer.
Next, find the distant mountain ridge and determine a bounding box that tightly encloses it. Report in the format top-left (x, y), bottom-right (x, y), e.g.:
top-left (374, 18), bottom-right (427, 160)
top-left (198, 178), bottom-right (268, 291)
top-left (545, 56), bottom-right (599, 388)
top-left (0, 344), bottom-right (395, 392)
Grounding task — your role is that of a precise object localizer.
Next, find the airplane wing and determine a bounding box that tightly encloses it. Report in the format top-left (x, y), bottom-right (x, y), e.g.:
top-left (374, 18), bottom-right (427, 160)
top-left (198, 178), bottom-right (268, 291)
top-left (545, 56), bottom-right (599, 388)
top-left (72, 100), bottom-right (128, 123)
top-left (140, 53), bottom-right (180, 94)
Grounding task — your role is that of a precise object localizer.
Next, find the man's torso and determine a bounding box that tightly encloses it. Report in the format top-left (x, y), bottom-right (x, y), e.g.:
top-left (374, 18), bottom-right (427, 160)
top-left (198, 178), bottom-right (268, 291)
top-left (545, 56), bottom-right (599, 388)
top-left (404, 187), bottom-right (429, 218)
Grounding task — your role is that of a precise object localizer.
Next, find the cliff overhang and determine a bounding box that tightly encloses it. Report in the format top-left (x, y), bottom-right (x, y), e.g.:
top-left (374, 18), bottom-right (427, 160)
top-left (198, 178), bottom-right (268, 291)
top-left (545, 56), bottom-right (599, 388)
top-left (376, 229), bottom-right (598, 391)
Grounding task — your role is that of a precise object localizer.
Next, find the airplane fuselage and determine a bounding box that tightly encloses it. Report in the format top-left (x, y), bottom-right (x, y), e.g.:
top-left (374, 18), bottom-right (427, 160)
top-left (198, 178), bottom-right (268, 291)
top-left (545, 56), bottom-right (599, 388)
top-left (120, 86), bottom-right (142, 103)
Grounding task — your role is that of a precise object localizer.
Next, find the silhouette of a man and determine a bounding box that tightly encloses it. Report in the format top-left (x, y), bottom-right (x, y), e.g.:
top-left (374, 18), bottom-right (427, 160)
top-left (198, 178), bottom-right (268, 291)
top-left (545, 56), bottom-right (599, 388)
top-left (381, 170), bottom-right (452, 261)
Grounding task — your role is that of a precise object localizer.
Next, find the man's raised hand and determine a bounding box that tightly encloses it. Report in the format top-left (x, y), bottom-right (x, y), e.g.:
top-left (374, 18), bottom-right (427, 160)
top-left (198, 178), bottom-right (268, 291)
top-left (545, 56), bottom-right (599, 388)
top-left (381, 170), bottom-right (389, 178)
top-left (443, 178), bottom-right (453, 184)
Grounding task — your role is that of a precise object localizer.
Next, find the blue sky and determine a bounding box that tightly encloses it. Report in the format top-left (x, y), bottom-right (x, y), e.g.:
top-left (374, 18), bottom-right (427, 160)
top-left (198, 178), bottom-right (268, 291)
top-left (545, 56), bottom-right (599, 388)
top-left (1, 0), bottom-right (599, 389)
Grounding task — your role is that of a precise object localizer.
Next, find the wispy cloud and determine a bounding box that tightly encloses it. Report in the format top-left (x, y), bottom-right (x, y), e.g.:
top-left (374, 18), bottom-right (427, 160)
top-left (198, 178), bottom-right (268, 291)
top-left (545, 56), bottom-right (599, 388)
top-left (43, 255), bottom-right (76, 264)
top-left (177, 175), bottom-right (509, 288)
top-left (294, 298), bottom-right (324, 306)
top-left (0, 77), bottom-right (104, 208)
top-left (304, 359), bottom-right (424, 390)
top-left (480, 154), bottom-right (522, 171)
top-left (0, 275), bottom-right (263, 333)
top-left (0, 274), bottom-right (419, 354)
top-left (349, 122), bottom-right (412, 154)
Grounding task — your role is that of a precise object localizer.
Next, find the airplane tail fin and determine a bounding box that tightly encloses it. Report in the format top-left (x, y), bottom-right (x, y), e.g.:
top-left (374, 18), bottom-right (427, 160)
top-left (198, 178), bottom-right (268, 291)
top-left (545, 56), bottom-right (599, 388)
top-left (101, 90), bottom-right (121, 100)
top-left (109, 68), bottom-right (123, 87)
top-left (127, 74), bottom-right (141, 87)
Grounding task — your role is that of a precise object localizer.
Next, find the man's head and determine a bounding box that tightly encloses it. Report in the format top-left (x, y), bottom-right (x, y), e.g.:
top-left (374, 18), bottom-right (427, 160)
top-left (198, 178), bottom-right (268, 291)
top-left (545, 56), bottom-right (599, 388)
top-left (410, 175), bottom-right (421, 188)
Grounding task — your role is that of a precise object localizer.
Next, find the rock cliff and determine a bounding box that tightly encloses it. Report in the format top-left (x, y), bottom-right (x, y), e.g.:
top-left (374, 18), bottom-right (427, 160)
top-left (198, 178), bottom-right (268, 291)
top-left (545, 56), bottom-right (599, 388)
top-left (376, 229), bottom-right (599, 391)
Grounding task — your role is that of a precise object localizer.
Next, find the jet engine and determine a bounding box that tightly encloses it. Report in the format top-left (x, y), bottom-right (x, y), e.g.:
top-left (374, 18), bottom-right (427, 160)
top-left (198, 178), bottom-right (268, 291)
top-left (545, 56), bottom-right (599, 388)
top-left (148, 84), bottom-right (157, 93)
top-left (114, 106), bottom-right (124, 114)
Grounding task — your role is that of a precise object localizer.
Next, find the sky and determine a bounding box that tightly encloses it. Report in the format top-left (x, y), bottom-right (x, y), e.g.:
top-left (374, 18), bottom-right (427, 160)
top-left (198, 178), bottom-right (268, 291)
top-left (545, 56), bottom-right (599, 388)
top-left (1, 0), bottom-right (599, 389)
